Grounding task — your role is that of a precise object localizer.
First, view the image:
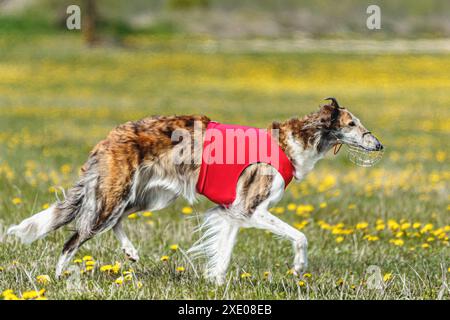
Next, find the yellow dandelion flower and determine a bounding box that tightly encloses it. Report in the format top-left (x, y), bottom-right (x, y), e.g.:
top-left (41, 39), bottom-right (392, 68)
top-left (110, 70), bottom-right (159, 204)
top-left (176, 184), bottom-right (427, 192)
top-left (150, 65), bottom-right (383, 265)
top-left (413, 222), bottom-right (421, 229)
top-left (356, 222), bottom-right (368, 230)
top-left (12, 197), bottom-right (22, 205)
top-left (124, 268), bottom-right (134, 274)
top-left (298, 280), bottom-right (306, 287)
top-left (42, 203), bottom-right (50, 209)
top-left (273, 207), bottom-right (285, 215)
top-left (169, 244), bottom-right (179, 251)
top-left (112, 262), bottom-right (121, 274)
top-left (127, 213), bottom-right (138, 219)
top-left (160, 255), bottom-right (169, 262)
top-left (60, 164), bottom-right (71, 174)
top-left (363, 235), bottom-right (380, 241)
top-left (142, 211), bottom-right (153, 217)
top-left (263, 271), bottom-right (270, 279)
top-left (293, 221), bottom-right (308, 230)
top-left (73, 259), bottom-right (82, 264)
top-left (114, 277), bottom-right (124, 285)
top-left (296, 204), bottom-right (314, 215)
top-left (3, 291), bottom-right (20, 300)
top-left (85, 260), bottom-right (95, 266)
top-left (287, 203), bottom-right (297, 211)
top-left (395, 231), bottom-right (404, 238)
top-left (100, 265), bottom-right (113, 272)
top-left (22, 290), bottom-right (39, 300)
top-left (420, 224), bottom-right (433, 233)
top-left (137, 281), bottom-right (143, 288)
top-left (383, 273), bottom-right (392, 282)
top-left (181, 206), bottom-right (193, 215)
top-left (286, 268), bottom-right (295, 275)
top-left (388, 219), bottom-right (400, 231)
top-left (176, 266), bottom-right (185, 272)
top-left (2, 289), bottom-right (15, 297)
top-left (389, 239), bottom-right (404, 246)
top-left (82, 255), bottom-right (93, 261)
top-left (36, 275), bottom-right (51, 285)
top-left (319, 202), bottom-right (327, 208)
top-left (240, 272), bottom-right (251, 279)
top-left (335, 236), bottom-right (344, 243)
top-left (303, 273), bottom-right (312, 278)
top-left (421, 243), bottom-right (430, 249)
top-left (400, 222), bottom-right (411, 230)
top-left (124, 274), bottom-right (133, 281)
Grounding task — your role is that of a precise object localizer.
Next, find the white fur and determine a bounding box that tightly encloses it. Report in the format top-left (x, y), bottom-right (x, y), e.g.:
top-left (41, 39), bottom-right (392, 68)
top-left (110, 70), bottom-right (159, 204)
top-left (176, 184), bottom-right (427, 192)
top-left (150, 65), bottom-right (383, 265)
top-left (188, 207), bottom-right (240, 285)
top-left (7, 205), bottom-right (56, 244)
top-left (129, 160), bottom-right (198, 210)
top-left (113, 220), bottom-right (139, 261)
top-left (55, 250), bottom-right (73, 279)
top-left (286, 132), bottom-right (324, 181)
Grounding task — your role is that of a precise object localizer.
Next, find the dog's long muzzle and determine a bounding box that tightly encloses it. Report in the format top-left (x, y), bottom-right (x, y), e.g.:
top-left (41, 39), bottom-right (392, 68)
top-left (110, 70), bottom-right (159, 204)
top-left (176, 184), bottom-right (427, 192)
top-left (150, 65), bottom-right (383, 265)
top-left (362, 131), bottom-right (383, 151)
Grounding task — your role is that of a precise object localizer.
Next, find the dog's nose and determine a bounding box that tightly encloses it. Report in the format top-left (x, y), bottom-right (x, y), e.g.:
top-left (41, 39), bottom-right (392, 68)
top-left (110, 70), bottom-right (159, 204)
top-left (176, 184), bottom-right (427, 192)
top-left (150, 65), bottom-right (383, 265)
top-left (375, 141), bottom-right (383, 151)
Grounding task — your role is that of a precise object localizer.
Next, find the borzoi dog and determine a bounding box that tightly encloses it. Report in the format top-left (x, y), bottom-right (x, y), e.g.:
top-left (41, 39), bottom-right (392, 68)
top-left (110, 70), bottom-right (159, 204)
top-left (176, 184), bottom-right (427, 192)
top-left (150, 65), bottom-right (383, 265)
top-left (8, 98), bottom-right (383, 285)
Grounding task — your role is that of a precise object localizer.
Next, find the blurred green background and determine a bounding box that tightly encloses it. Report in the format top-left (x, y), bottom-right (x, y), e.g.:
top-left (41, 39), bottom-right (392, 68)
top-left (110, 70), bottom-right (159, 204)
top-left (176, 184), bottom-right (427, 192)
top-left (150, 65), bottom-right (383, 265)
top-left (0, 0), bottom-right (448, 300)
top-left (2, 0), bottom-right (450, 39)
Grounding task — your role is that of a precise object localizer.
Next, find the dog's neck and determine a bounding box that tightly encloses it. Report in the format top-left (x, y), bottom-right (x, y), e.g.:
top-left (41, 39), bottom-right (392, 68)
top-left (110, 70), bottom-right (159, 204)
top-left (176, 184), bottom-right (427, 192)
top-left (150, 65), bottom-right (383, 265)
top-left (269, 113), bottom-right (337, 181)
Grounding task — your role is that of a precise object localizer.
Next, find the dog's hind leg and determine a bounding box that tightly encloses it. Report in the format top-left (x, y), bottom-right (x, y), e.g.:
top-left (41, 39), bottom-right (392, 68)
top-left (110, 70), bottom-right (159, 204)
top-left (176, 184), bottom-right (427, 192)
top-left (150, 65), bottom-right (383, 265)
top-left (113, 220), bottom-right (139, 262)
top-left (55, 232), bottom-right (91, 278)
top-left (188, 206), bottom-right (240, 285)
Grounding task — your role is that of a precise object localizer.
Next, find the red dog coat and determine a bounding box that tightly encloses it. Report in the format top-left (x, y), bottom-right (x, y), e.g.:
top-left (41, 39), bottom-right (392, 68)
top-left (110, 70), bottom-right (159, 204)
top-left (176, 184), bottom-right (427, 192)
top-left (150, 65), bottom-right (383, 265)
top-left (196, 121), bottom-right (294, 207)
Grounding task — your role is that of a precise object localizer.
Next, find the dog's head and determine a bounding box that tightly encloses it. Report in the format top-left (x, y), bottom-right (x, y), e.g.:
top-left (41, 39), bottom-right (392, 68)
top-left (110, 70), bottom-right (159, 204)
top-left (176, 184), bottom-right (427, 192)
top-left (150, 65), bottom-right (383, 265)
top-left (318, 97), bottom-right (383, 152)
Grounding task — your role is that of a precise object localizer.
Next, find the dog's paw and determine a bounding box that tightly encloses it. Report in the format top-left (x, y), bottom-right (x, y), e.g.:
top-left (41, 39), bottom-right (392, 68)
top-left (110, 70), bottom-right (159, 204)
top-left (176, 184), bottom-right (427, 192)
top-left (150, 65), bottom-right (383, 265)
top-left (123, 247), bottom-right (139, 262)
top-left (204, 272), bottom-right (226, 286)
top-left (293, 262), bottom-right (308, 275)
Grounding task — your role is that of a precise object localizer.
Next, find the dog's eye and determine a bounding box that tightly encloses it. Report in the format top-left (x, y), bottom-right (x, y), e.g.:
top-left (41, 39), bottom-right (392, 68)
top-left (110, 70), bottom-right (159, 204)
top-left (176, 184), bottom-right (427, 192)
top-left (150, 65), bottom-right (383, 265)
top-left (348, 121), bottom-right (355, 127)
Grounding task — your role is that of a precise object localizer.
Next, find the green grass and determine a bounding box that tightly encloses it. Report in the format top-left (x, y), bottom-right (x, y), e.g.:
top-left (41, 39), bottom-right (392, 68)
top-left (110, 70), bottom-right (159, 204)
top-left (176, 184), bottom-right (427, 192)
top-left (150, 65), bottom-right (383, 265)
top-left (0, 33), bottom-right (449, 300)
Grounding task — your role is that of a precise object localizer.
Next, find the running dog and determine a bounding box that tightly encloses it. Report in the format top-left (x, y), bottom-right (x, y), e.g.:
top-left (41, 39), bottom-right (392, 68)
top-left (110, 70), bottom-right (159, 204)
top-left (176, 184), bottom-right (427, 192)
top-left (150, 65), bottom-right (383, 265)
top-left (7, 98), bottom-right (383, 285)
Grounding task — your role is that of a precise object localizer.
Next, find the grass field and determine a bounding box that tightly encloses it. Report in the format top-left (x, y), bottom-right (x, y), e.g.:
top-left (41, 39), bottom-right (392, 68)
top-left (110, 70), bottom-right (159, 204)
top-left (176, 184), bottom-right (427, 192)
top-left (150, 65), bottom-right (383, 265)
top-left (0, 33), bottom-right (449, 300)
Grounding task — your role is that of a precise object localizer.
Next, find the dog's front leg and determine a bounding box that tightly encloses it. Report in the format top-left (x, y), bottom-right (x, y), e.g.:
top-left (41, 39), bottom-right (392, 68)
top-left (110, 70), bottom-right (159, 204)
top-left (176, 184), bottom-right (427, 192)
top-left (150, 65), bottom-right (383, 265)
top-left (250, 209), bottom-right (308, 274)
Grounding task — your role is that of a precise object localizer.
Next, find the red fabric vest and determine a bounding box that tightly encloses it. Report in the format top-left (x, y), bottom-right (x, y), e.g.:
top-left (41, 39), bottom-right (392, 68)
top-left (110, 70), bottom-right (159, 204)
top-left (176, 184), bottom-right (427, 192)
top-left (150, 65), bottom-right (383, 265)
top-left (196, 121), bottom-right (294, 207)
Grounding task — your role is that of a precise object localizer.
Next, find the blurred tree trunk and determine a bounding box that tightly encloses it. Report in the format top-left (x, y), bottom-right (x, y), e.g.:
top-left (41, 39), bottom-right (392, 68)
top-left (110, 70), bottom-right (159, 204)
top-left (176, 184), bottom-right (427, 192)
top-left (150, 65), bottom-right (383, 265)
top-left (83, 0), bottom-right (98, 46)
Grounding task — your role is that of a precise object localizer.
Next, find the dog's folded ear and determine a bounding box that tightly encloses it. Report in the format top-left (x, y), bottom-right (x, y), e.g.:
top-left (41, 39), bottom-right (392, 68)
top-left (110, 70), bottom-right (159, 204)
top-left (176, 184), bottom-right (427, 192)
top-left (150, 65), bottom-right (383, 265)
top-left (324, 97), bottom-right (342, 109)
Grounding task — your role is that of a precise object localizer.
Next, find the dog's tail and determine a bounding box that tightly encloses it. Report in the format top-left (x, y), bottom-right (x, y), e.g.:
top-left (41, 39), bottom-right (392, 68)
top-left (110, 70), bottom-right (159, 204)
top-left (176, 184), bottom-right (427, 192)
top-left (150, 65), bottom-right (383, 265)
top-left (7, 157), bottom-right (99, 244)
